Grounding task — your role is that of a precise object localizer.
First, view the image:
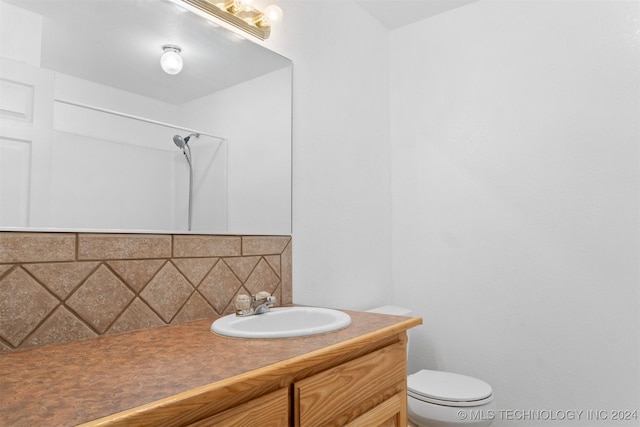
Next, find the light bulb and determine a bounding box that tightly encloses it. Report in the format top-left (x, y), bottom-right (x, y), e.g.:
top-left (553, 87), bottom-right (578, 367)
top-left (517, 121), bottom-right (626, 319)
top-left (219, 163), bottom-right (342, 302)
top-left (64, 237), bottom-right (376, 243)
top-left (263, 5), bottom-right (283, 23)
top-left (160, 45), bottom-right (183, 75)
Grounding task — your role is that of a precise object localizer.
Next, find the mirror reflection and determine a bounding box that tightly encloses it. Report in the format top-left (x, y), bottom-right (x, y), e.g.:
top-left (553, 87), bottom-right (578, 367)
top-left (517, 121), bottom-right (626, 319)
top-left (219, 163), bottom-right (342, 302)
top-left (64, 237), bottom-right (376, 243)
top-left (0, 0), bottom-right (292, 234)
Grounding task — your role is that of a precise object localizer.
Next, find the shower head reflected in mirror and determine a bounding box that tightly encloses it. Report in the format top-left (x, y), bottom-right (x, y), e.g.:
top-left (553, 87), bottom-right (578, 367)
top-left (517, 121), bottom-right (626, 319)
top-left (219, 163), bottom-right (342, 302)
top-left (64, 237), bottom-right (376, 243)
top-left (173, 134), bottom-right (186, 148)
top-left (173, 133), bottom-right (199, 149)
top-left (173, 133), bottom-right (199, 165)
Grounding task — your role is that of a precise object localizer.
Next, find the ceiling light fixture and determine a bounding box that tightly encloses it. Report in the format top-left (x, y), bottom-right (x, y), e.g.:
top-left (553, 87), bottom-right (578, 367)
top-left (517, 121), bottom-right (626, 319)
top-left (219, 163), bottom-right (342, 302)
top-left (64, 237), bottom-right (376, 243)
top-left (161, 45), bottom-right (183, 75)
top-left (180, 0), bottom-right (283, 40)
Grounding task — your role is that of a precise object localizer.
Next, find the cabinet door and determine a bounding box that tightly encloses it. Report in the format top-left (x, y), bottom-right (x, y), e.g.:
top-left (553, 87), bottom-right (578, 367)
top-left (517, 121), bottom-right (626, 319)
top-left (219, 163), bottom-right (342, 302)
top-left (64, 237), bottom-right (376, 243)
top-left (188, 387), bottom-right (289, 427)
top-left (294, 341), bottom-right (407, 427)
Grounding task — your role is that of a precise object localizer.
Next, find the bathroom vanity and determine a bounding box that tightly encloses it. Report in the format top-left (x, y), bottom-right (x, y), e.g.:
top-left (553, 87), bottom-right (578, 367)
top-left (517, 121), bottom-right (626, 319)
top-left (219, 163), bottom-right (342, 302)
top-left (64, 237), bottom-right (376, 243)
top-left (0, 309), bottom-right (421, 426)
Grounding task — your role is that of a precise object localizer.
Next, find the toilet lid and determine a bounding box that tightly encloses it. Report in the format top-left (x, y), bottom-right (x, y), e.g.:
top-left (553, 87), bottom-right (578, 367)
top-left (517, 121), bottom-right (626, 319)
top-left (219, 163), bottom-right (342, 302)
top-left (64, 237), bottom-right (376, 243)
top-left (408, 370), bottom-right (493, 407)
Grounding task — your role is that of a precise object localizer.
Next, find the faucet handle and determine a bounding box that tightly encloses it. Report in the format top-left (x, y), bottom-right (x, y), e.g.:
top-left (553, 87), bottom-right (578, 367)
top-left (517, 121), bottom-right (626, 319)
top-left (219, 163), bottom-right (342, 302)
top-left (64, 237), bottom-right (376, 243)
top-left (255, 291), bottom-right (271, 300)
top-left (235, 294), bottom-right (251, 311)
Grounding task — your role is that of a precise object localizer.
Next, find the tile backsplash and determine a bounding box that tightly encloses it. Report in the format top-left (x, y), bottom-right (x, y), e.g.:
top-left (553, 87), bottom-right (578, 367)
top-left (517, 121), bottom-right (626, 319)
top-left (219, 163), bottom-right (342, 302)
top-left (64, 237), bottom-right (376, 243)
top-left (0, 232), bottom-right (292, 353)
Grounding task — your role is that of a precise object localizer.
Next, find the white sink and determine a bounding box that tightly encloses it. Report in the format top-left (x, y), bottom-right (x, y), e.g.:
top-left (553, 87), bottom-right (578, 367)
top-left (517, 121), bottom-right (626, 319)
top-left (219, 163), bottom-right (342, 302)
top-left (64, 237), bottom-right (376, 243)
top-left (210, 307), bottom-right (352, 338)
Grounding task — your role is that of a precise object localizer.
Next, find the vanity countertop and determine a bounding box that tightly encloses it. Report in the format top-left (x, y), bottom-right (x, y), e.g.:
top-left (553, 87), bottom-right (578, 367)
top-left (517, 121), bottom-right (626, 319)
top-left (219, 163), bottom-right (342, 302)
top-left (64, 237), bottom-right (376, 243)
top-left (0, 309), bottom-right (421, 426)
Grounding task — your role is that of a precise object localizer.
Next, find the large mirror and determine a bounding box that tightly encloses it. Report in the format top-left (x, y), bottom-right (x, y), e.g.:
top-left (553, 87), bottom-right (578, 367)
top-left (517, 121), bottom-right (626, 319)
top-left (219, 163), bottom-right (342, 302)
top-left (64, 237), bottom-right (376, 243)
top-left (0, 0), bottom-right (292, 235)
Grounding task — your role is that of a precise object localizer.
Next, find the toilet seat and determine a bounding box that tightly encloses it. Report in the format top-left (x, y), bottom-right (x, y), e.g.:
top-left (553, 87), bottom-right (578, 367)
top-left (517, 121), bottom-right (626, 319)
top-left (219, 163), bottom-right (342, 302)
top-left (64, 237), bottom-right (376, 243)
top-left (408, 370), bottom-right (493, 408)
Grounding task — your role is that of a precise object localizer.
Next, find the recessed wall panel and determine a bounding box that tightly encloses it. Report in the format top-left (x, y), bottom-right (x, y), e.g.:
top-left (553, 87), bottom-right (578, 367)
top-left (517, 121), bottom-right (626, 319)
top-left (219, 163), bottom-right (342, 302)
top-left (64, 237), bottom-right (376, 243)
top-left (0, 137), bottom-right (31, 226)
top-left (0, 78), bottom-right (34, 122)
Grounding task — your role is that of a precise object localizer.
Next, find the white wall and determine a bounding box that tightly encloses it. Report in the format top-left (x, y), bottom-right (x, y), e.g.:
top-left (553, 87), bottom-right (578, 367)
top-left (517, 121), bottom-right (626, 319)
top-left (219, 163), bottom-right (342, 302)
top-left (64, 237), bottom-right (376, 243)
top-left (0, 1), bottom-right (42, 66)
top-left (391, 1), bottom-right (639, 425)
top-left (177, 68), bottom-right (291, 235)
top-left (262, 1), bottom-right (393, 309)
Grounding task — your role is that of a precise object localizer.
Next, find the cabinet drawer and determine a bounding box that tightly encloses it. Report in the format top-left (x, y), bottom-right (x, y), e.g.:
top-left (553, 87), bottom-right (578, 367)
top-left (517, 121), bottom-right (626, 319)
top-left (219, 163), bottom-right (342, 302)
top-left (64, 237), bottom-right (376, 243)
top-left (295, 341), bottom-right (406, 427)
top-left (345, 392), bottom-right (403, 427)
top-left (188, 387), bottom-right (289, 427)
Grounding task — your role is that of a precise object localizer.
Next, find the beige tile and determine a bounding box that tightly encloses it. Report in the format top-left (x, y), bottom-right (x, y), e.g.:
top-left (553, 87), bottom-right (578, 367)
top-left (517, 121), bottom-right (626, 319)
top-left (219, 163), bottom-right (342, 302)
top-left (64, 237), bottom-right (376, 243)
top-left (140, 262), bottom-right (194, 322)
top-left (172, 258), bottom-right (218, 287)
top-left (264, 255), bottom-right (281, 278)
top-left (78, 234), bottom-right (171, 260)
top-left (198, 261), bottom-right (242, 314)
top-left (24, 262), bottom-right (99, 299)
top-left (223, 256), bottom-right (260, 282)
top-left (0, 267), bottom-right (59, 346)
top-left (172, 292), bottom-right (216, 324)
top-left (241, 236), bottom-right (291, 256)
top-left (0, 232), bottom-right (75, 263)
top-left (66, 265), bottom-right (134, 333)
top-left (281, 239), bottom-right (292, 304)
top-left (21, 306), bottom-right (96, 349)
top-left (173, 235), bottom-right (241, 258)
top-left (0, 265), bottom-right (13, 279)
top-left (244, 258), bottom-right (280, 296)
top-left (107, 298), bottom-right (165, 334)
top-left (107, 260), bottom-right (165, 293)
top-left (0, 232), bottom-right (295, 352)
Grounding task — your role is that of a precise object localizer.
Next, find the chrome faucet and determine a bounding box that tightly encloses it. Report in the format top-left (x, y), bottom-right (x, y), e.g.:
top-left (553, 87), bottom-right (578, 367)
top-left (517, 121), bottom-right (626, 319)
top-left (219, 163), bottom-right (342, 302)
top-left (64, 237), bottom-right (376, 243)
top-left (235, 292), bottom-right (277, 317)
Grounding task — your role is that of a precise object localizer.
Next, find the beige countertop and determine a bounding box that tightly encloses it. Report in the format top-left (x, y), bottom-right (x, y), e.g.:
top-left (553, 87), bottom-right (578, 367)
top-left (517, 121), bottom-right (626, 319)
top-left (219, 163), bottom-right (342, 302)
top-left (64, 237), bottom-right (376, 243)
top-left (0, 309), bottom-right (421, 426)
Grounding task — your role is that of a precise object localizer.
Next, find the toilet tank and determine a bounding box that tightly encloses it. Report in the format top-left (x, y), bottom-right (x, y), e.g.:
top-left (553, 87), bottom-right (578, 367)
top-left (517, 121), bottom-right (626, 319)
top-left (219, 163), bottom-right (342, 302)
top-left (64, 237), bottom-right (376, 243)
top-left (366, 305), bottom-right (413, 317)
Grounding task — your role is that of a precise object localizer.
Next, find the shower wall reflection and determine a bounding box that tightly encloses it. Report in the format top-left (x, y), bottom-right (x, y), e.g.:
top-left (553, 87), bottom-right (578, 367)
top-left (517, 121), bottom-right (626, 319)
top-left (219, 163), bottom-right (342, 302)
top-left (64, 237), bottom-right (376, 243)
top-left (8, 71), bottom-right (230, 232)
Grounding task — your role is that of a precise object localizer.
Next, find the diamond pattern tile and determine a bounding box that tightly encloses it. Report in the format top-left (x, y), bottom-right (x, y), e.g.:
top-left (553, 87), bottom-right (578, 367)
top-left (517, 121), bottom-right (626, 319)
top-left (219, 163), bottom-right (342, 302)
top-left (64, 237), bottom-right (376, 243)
top-left (0, 232), bottom-right (292, 352)
top-left (67, 265), bottom-right (134, 333)
top-left (224, 256), bottom-right (260, 282)
top-left (264, 255), bottom-right (281, 277)
top-left (198, 261), bottom-right (242, 313)
top-left (173, 258), bottom-right (218, 287)
top-left (0, 268), bottom-right (59, 347)
top-left (140, 262), bottom-right (194, 322)
top-left (107, 298), bottom-right (164, 334)
top-left (173, 293), bottom-right (216, 324)
top-left (0, 264), bottom-right (13, 279)
top-left (21, 306), bottom-right (96, 349)
top-left (24, 262), bottom-right (98, 299)
top-left (244, 258), bottom-right (280, 295)
top-left (107, 260), bottom-right (165, 293)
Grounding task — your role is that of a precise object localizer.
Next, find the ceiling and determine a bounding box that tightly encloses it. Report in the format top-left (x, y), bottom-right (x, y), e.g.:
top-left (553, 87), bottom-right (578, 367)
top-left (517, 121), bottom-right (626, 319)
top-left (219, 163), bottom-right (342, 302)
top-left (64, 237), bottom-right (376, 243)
top-left (357, 0), bottom-right (478, 29)
top-left (4, 0), bottom-right (478, 104)
top-left (3, 0), bottom-right (290, 104)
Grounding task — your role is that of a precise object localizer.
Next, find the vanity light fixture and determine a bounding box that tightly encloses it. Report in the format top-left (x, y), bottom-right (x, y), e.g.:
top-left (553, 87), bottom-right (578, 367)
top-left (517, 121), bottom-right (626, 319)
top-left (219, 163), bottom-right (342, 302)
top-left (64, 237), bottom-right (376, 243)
top-left (180, 0), bottom-right (283, 40)
top-left (161, 45), bottom-right (183, 75)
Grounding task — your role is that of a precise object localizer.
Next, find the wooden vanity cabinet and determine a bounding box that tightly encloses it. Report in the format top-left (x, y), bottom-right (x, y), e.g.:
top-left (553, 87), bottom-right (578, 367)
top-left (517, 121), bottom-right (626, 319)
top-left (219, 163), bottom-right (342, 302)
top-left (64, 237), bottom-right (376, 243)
top-left (187, 388), bottom-right (289, 427)
top-left (294, 341), bottom-right (407, 427)
top-left (186, 339), bottom-right (408, 427)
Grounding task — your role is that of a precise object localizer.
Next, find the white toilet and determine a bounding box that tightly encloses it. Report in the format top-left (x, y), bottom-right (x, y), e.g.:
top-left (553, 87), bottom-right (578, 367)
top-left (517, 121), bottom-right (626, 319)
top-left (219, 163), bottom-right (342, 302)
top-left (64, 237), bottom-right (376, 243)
top-left (367, 306), bottom-right (495, 427)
